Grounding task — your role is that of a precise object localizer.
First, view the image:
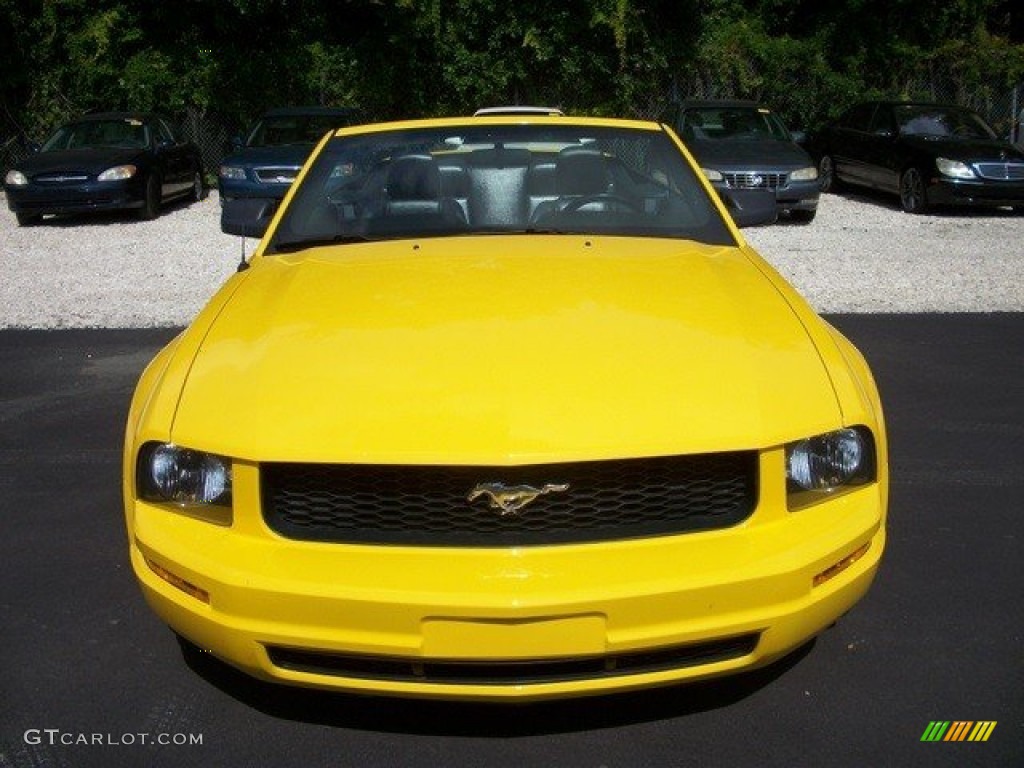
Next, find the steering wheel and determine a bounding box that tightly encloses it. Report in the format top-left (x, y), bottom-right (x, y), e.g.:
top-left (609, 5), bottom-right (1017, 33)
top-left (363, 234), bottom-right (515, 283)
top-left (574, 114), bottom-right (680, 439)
top-left (561, 194), bottom-right (643, 214)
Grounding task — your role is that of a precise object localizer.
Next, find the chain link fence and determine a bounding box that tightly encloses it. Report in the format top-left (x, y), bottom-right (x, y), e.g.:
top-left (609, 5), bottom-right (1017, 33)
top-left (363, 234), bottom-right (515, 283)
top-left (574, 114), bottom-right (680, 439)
top-left (4, 81), bottom-right (1023, 180)
top-left (640, 78), bottom-right (1024, 142)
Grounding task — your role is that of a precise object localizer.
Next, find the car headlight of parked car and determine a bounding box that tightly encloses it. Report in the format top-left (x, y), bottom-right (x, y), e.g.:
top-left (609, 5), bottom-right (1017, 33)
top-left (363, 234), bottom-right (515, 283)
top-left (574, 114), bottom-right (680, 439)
top-left (5, 170), bottom-right (28, 186)
top-left (789, 166), bottom-right (818, 181)
top-left (786, 427), bottom-right (875, 509)
top-left (137, 442), bottom-right (232, 507)
top-left (219, 165), bottom-right (247, 180)
top-left (700, 168), bottom-right (724, 182)
top-left (935, 157), bottom-right (976, 179)
top-left (97, 164), bottom-right (137, 182)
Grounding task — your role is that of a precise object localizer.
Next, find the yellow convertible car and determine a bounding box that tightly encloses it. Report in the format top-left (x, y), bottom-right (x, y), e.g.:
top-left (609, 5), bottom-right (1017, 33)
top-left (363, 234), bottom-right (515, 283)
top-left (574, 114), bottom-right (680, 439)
top-left (124, 114), bottom-right (887, 701)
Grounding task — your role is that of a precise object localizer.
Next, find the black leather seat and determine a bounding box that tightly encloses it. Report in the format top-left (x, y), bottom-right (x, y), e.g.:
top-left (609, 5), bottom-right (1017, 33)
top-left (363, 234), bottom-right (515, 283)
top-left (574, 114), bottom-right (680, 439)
top-left (379, 155), bottom-right (467, 231)
top-left (529, 147), bottom-right (615, 225)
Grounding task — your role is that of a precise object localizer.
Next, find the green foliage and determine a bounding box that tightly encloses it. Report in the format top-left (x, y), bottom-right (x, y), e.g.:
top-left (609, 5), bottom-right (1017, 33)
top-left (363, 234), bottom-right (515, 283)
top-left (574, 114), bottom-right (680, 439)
top-left (2, 0), bottom-right (1022, 145)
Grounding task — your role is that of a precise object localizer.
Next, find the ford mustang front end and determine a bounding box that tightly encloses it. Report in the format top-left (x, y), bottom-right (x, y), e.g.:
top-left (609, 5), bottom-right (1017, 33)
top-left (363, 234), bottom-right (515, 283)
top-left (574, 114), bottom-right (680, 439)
top-left (124, 116), bottom-right (887, 701)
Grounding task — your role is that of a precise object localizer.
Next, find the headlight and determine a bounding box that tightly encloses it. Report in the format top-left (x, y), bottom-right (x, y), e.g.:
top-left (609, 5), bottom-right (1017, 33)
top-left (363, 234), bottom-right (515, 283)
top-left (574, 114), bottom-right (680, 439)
top-left (786, 427), bottom-right (875, 508)
top-left (219, 165), bottom-right (247, 180)
top-left (701, 168), bottom-right (724, 182)
top-left (935, 157), bottom-right (975, 179)
top-left (790, 166), bottom-right (818, 181)
top-left (97, 164), bottom-right (137, 182)
top-left (137, 442), bottom-right (232, 507)
top-left (5, 170), bottom-right (28, 186)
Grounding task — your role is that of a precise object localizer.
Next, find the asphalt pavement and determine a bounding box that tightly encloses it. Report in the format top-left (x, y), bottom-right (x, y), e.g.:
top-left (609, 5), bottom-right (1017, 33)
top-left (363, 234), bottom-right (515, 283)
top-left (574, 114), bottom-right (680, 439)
top-left (0, 315), bottom-right (1021, 768)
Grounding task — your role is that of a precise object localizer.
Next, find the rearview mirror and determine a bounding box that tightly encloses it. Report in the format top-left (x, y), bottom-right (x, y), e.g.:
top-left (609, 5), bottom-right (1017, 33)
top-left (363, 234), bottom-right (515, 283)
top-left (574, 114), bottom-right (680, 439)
top-left (718, 188), bottom-right (778, 228)
top-left (221, 198), bottom-right (276, 238)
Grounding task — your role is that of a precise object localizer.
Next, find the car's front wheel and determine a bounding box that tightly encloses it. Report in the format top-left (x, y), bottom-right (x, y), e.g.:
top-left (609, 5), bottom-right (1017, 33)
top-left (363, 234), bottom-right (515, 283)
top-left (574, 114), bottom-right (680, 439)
top-left (138, 174), bottom-right (161, 220)
top-left (15, 212), bottom-right (40, 227)
top-left (899, 167), bottom-right (929, 214)
top-left (818, 155), bottom-right (840, 193)
top-left (789, 209), bottom-right (817, 224)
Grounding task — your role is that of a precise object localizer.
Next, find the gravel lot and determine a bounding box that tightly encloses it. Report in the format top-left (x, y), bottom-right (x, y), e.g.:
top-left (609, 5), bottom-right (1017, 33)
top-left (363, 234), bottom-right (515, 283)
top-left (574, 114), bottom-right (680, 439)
top-left (1, 190), bottom-right (1021, 329)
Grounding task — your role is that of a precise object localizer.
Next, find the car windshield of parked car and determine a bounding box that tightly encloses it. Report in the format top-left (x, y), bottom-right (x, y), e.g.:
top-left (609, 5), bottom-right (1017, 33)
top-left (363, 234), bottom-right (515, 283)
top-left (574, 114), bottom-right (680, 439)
top-left (266, 124), bottom-right (735, 252)
top-left (40, 118), bottom-right (151, 151)
top-left (682, 107), bottom-right (791, 142)
top-left (895, 106), bottom-right (996, 140)
top-left (247, 115), bottom-right (343, 147)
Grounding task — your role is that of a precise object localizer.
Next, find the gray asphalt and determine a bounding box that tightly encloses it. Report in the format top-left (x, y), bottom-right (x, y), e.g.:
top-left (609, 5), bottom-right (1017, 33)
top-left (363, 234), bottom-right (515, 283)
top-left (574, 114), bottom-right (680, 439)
top-left (0, 315), bottom-right (1021, 768)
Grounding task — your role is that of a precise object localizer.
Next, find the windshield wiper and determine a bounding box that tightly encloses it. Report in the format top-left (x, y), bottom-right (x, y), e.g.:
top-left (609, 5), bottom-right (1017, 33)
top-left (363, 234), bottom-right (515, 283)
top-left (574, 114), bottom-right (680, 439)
top-left (520, 227), bottom-right (568, 234)
top-left (270, 234), bottom-right (375, 253)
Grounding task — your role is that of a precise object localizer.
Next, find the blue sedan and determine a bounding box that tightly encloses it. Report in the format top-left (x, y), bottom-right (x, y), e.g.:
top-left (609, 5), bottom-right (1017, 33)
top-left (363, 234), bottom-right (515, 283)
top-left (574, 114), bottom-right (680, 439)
top-left (217, 107), bottom-right (361, 211)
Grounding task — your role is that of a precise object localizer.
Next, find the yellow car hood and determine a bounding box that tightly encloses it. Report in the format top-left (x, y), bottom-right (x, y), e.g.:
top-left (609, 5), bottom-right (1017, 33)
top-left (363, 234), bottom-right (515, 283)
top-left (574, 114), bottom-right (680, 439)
top-left (170, 236), bottom-right (841, 463)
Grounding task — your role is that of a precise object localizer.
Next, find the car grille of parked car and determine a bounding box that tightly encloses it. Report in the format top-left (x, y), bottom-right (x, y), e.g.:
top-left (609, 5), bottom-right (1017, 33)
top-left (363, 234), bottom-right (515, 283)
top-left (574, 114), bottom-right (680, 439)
top-left (260, 452), bottom-right (758, 546)
top-left (973, 162), bottom-right (1024, 181)
top-left (265, 632), bottom-right (761, 685)
top-left (35, 173), bottom-right (90, 183)
top-left (722, 171), bottom-right (787, 189)
top-left (253, 166), bottom-right (301, 184)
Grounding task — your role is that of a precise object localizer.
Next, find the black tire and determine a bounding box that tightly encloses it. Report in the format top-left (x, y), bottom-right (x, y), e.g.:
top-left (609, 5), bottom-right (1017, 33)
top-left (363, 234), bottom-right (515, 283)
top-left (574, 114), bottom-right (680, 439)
top-left (138, 174), bottom-right (161, 220)
top-left (899, 167), bottom-right (929, 214)
top-left (15, 211), bottom-right (41, 227)
top-left (818, 155), bottom-right (841, 193)
top-left (789, 208), bottom-right (817, 224)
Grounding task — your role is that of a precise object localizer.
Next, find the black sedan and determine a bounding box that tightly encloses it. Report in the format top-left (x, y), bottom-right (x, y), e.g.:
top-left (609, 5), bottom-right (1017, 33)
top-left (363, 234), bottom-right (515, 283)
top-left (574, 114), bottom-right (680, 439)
top-left (4, 112), bottom-right (204, 225)
top-left (813, 100), bottom-right (1024, 213)
top-left (667, 100), bottom-right (820, 223)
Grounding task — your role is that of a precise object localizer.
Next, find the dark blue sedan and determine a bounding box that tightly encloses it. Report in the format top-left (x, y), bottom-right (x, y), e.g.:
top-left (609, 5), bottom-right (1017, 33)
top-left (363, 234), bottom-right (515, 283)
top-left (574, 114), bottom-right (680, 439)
top-left (217, 107), bottom-right (360, 212)
top-left (4, 112), bottom-right (204, 226)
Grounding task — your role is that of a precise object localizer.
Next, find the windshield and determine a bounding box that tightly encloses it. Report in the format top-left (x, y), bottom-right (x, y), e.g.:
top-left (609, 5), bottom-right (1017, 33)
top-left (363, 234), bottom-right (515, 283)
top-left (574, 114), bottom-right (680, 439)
top-left (247, 114), bottom-right (349, 147)
top-left (41, 118), bottom-right (151, 151)
top-left (895, 106), bottom-right (996, 140)
top-left (266, 124), bottom-right (734, 252)
top-left (680, 107), bottom-right (791, 142)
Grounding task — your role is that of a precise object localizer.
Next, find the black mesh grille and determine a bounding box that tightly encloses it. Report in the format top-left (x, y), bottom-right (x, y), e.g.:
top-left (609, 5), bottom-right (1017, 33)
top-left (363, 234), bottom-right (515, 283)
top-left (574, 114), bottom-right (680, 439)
top-left (260, 452), bottom-right (758, 546)
top-left (266, 633), bottom-right (760, 685)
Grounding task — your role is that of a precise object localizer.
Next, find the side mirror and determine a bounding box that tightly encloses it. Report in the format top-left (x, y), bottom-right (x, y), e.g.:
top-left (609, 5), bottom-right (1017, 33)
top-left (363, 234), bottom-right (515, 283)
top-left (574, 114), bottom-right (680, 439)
top-left (230, 135), bottom-right (244, 152)
top-left (718, 188), bottom-right (778, 228)
top-left (790, 130), bottom-right (807, 144)
top-left (221, 198), bottom-right (276, 237)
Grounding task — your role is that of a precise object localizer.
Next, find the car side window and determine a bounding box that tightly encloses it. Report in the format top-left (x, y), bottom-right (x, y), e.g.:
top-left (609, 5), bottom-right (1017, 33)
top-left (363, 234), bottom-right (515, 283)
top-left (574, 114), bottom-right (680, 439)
top-left (840, 104), bottom-right (876, 132)
top-left (868, 106), bottom-right (895, 136)
top-left (156, 119), bottom-right (178, 145)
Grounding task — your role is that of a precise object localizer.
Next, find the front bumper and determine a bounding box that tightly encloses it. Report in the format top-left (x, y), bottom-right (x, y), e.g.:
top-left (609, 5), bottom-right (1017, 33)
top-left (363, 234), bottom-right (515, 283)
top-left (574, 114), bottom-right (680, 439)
top-left (128, 454), bottom-right (885, 701)
top-left (5, 179), bottom-right (146, 216)
top-left (711, 178), bottom-right (819, 214)
top-left (926, 177), bottom-right (1024, 208)
top-left (217, 175), bottom-right (291, 203)
top-left (774, 179), bottom-right (821, 212)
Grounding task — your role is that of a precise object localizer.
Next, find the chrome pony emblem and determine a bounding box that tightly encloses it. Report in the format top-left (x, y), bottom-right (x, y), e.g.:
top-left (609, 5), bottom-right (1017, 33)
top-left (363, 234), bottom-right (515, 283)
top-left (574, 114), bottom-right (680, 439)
top-left (467, 482), bottom-right (570, 516)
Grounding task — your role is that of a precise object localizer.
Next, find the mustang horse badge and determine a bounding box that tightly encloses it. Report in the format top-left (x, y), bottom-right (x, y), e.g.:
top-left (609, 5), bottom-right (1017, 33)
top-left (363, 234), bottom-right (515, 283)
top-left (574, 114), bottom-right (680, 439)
top-left (467, 482), bottom-right (570, 516)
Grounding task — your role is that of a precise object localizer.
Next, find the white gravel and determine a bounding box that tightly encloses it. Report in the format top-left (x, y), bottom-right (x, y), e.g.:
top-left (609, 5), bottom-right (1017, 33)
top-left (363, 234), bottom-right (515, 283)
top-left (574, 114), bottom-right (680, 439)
top-left (1, 191), bottom-right (1021, 329)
